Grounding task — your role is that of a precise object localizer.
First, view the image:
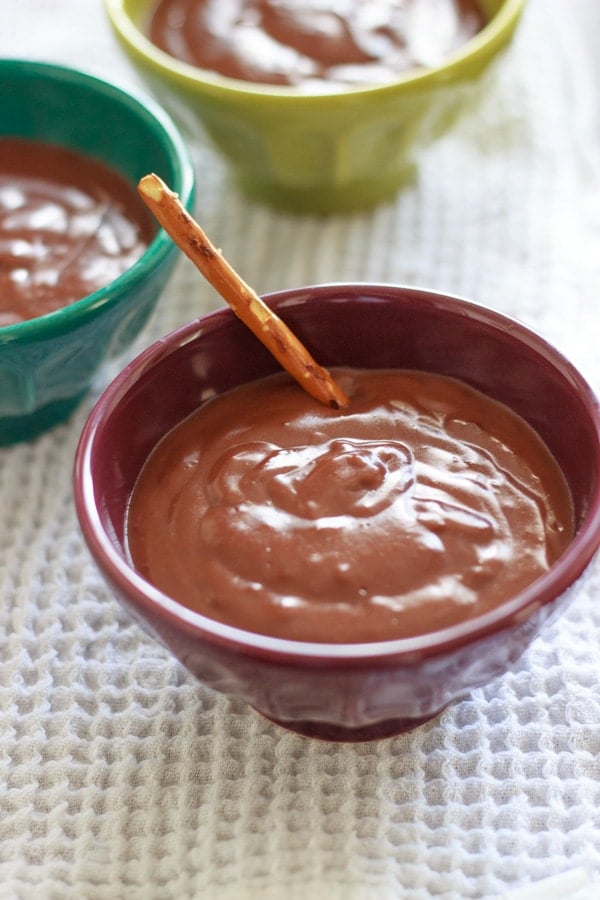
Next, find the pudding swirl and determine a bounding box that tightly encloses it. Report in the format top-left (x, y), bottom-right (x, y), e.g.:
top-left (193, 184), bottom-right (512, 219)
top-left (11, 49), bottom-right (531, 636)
top-left (127, 368), bottom-right (573, 643)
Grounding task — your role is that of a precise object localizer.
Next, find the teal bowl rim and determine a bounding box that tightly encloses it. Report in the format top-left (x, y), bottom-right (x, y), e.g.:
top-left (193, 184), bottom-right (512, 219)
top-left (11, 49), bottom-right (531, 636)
top-left (105, 0), bottom-right (527, 103)
top-left (0, 58), bottom-right (195, 346)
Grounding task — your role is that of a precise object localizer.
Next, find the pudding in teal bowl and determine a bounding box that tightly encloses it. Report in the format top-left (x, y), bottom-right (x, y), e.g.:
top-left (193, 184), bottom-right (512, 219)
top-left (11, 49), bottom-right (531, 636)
top-left (0, 59), bottom-right (194, 446)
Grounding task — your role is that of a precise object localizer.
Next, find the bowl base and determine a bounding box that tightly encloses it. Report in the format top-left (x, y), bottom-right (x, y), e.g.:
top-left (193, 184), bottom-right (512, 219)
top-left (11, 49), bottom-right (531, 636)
top-left (0, 392), bottom-right (85, 446)
top-left (235, 165), bottom-right (417, 215)
top-left (258, 709), bottom-right (440, 742)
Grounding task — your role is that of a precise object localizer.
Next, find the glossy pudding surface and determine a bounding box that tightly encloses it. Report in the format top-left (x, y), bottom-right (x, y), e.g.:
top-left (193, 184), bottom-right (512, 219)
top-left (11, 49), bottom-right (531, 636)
top-left (0, 138), bottom-right (154, 325)
top-left (127, 367), bottom-right (574, 643)
top-left (148, 0), bottom-right (486, 88)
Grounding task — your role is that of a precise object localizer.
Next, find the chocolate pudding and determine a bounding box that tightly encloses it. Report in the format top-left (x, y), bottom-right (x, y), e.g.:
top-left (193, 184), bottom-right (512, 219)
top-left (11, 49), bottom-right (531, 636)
top-left (148, 0), bottom-right (486, 88)
top-left (0, 139), bottom-right (155, 326)
top-left (126, 368), bottom-right (574, 643)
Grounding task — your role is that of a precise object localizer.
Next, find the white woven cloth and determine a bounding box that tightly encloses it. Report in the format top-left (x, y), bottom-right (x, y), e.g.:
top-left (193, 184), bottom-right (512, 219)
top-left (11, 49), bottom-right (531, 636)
top-left (1, 2), bottom-right (600, 898)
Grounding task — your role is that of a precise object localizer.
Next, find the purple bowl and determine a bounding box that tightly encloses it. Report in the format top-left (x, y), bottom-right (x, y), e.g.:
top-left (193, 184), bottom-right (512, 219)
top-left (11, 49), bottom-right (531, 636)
top-left (73, 284), bottom-right (600, 741)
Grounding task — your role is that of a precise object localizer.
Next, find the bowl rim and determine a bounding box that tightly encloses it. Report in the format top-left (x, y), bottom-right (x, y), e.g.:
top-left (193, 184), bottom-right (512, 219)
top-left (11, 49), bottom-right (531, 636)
top-left (104, 0), bottom-right (528, 102)
top-left (0, 58), bottom-right (195, 345)
top-left (74, 282), bottom-right (600, 665)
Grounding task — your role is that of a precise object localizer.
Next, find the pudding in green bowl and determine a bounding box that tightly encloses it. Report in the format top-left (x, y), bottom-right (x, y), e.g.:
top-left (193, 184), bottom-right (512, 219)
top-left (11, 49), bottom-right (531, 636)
top-left (105, 0), bottom-right (526, 212)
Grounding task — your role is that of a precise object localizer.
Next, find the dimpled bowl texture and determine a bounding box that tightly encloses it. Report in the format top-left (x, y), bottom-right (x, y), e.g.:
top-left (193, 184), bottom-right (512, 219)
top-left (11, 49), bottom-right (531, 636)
top-left (74, 284), bottom-right (600, 742)
top-left (0, 59), bottom-right (195, 446)
top-left (105, 0), bottom-right (525, 213)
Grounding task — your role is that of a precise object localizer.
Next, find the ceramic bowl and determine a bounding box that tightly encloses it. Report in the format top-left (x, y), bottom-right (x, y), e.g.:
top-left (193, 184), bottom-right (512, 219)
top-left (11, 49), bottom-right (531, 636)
top-left (0, 59), bottom-right (195, 446)
top-left (105, 0), bottom-right (526, 213)
top-left (73, 284), bottom-right (600, 741)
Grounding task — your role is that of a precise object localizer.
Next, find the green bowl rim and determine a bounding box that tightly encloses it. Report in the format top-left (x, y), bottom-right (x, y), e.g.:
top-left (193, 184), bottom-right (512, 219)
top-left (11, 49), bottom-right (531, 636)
top-left (0, 58), bottom-right (195, 346)
top-left (105, 0), bottom-right (527, 103)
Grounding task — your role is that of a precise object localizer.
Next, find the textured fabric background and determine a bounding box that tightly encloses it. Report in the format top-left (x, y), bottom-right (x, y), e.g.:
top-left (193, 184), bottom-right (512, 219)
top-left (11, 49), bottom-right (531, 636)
top-left (1, 2), bottom-right (599, 898)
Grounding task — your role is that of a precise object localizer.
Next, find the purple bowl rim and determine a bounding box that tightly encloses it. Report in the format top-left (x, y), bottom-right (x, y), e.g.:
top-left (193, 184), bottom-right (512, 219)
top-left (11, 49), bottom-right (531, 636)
top-left (74, 282), bottom-right (600, 665)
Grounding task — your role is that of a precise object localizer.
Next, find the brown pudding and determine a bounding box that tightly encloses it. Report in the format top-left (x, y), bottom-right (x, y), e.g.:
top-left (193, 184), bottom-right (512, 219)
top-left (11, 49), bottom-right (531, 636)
top-left (126, 368), bottom-right (574, 643)
top-left (0, 139), bottom-right (155, 326)
top-left (148, 0), bottom-right (486, 88)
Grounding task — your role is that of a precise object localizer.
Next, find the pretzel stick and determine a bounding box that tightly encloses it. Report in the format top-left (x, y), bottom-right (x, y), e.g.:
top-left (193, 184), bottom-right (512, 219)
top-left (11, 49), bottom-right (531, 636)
top-left (138, 174), bottom-right (349, 410)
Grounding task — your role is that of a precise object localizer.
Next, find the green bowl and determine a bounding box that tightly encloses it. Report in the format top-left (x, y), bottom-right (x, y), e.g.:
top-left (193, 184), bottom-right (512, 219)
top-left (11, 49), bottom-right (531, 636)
top-left (0, 59), bottom-right (195, 446)
top-left (105, 0), bottom-right (526, 213)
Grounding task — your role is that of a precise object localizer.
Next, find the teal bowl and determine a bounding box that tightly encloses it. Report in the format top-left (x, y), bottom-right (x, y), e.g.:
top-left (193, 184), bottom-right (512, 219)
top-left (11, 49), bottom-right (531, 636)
top-left (0, 59), bottom-right (195, 446)
top-left (105, 0), bottom-right (526, 213)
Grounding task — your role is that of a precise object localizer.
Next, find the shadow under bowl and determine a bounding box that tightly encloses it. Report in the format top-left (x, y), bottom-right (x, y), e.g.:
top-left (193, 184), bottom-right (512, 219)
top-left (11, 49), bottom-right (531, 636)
top-left (0, 59), bottom-right (195, 445)
top-left (74, 284), bottom-right (600, 740)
